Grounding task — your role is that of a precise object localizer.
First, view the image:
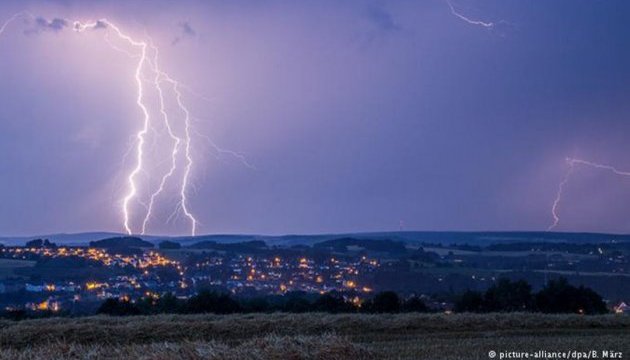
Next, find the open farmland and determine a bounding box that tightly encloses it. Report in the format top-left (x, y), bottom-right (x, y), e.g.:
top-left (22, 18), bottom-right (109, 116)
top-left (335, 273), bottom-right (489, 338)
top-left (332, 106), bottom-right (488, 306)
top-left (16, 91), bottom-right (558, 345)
top-left (0, 313), bottom-right (627, 359)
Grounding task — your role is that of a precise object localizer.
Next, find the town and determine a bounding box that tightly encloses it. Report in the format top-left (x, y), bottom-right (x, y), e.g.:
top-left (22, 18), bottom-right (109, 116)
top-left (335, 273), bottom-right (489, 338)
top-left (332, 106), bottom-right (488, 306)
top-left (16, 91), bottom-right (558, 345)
top-left (0, 235), bottom-right (628, 316)
top-left (0, 237), bottom-right (383, 315)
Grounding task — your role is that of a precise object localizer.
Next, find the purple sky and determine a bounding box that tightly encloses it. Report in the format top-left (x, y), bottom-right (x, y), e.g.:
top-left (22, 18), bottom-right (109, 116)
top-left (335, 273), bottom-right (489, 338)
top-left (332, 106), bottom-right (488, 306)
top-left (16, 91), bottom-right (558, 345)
top-left (2, 0), bottom-right (630, 236)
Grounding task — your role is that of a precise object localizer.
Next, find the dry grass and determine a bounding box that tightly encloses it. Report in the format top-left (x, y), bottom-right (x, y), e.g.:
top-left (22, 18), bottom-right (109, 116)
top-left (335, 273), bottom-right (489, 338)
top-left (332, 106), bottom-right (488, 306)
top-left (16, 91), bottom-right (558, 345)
top-left (0, 334), bottom-right (370, 360)
top-left (0, 313), bottom-right (628, 359)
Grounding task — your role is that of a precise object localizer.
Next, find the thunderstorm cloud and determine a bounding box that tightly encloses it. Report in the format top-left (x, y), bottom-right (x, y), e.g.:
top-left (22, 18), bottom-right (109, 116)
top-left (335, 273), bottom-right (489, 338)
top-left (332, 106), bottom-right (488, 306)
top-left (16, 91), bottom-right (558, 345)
top-left (25, 17), bottom-right (68, 34)
top-left (172, 21), bottom-right (196, 45)
top-left (94, 20), bottom-right (108, 30)
top-left (366, 6), bottom-right (400, 32)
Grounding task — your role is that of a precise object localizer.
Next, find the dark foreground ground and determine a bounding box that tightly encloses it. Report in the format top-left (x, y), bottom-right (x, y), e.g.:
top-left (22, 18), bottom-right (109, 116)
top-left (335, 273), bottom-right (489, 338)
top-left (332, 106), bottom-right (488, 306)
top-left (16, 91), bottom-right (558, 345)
top-left (0, 313), bottom-right (628, 359)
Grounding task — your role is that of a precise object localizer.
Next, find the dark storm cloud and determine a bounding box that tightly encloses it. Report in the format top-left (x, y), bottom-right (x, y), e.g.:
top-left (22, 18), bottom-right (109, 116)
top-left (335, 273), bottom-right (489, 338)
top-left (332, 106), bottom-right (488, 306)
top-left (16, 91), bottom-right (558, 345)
top-left (94, 20), bottom-right (108, 30)
top-left (180, 22), bottom-right (196, 37)
top-left (36, 17), bottom-right (67, 32)
top-left (172, 21), bottom-right (196, 45)
top-left (24, 17), bottom-right (68, 35)
top-left (366, 6), bottom-right (400, 32)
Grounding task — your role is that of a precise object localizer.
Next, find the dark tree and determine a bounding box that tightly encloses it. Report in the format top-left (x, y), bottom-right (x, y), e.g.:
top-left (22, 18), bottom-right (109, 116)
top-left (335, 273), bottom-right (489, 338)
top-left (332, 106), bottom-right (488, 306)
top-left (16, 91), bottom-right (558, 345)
top-left (154, 293), bottom-right (181, 313)
top-left (483, 279), bottom-right (533, 312)
top-left (184, 290), bottom-right (241, 314)
top-left (283, 297), bottom-right (312, 313)
top-left (97, 298), bottom-right (141, 316)
top-left (454, 290), bottom-right (484, 313)
top-left (25, 239), bottom-right (56, 248)
top-left (363, 291), bottom-right (401, 313)
top-left (535, 278), bottom-right (608, 315)
top-left (241, 298), bottom-right (271, 313)
top-left (402, 296), bottom-right (429, 312)
top-left (313, 293), bottom-right (355, 313)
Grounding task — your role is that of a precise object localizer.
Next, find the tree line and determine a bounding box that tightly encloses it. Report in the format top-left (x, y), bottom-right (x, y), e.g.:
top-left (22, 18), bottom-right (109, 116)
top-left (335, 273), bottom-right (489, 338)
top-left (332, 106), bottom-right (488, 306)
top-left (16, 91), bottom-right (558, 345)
top-left (454, 278), bottom-right (607, 314)
top-left (98, 277), bottom-right (608, 316)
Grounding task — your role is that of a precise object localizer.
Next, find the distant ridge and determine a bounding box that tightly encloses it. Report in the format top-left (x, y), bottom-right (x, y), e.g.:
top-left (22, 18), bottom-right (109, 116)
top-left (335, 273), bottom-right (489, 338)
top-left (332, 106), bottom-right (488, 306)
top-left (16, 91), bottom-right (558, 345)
top-left (1, 230), bottom-right (630, 247)
top-left (0, 232), bottom-right (124, 246)
top-left (89, 237), bottom-right (154, 249)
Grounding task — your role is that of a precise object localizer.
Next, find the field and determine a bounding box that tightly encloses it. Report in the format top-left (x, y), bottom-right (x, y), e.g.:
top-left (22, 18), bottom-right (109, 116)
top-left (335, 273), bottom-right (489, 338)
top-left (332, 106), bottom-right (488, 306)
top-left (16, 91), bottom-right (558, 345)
top-left (0, 313), bottom-right (628, 359)
top-left (0, 259), bottom-right (35, 279)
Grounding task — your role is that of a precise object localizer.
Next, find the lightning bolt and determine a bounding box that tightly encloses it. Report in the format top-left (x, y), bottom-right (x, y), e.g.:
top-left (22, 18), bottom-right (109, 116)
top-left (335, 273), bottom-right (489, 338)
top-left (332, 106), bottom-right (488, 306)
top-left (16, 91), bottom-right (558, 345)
top-left (548, 157), bottom-right (630, 231)
top-left (2, 14), bottom-right (252, 236)
top-left (140, 44), bottom-right (182, 235)
top-left (191, 126), bottom-right (256, 170)
top-left (0, 13), bottom-right (21, 35)
top-left (75, 19), bottom-right (200, 235)
top-left (74, 19), bottom-right (153, 235)
top-left (548, 159), bottom-right (574, 231)
top-left (0, 11), bottom-right (33, 36)
top-left (168, 73), bottom-right (198, 236)
top-left (446, 0), bottom-right (494, 28)
top-left (567, 158), bottom-right (630, 177)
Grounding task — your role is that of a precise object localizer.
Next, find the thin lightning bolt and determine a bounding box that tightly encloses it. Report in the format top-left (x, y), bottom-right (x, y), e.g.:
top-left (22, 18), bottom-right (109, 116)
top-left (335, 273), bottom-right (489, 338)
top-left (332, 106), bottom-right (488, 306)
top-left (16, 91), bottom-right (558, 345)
top-left (0, 13), bottom-right (21, 35)
top-left (446, 0), bottom-right (494, 29)
top-left (548, 159), bottom-right (574, 231)
top-left (168, 74), bottom-right (198, 236)
top-left (140, 45), bottom-right (182, 235)
top-left (0, 11), bottom-right (33, 36)
top-left (567, 158), bottom-right (630, 177)
top-left (548, 157), bottom-right (630, 231)
top-left (74, 20), bottom-right (151, 235)
top-left (191, 126), bottom-right (256, 170)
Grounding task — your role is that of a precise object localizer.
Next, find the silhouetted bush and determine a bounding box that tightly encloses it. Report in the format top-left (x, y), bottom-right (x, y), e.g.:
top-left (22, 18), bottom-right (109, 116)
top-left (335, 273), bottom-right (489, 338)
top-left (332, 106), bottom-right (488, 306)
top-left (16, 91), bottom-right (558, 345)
top-left (454, 290), bottom-right (484, 312)
top-left (313, 293), bottom-right (355, 313)
top-left (363, 291), bottom-right (401, 313)
top-left (402, 296), bottom-right (429, 312)
top-left (184, 290), bottom-right (241, 314)
top-left (535, 278), bottom-right (607, 315)
top-left (97, 298), bottom-right (141, 316)
top-left (241, 298), bottom-right (271, 313)
top-left (154, 293), bottom-right (182, 313)
top-left (283, 297), bottom-right (313, 313)
top-left (25, 239), bottom-right (56, 248)
top-left (484, 279), bottom-right (533, 312)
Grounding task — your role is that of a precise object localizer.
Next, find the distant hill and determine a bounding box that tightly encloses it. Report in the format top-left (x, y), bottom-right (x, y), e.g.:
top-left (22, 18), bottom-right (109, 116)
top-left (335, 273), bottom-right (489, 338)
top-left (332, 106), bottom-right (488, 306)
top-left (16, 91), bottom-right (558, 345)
top-left (174, 231), bottom-right (630, 247)
top-left (313, 238), bottom-right (407, 254)
top-left (89, 237), bottom-right (154, 249)
top-left (3, 231), bottom-right (630, 247)
top-left (189, 240), bottom-right (267, 252)
top-left (0, 232), bottom-right (124, 246)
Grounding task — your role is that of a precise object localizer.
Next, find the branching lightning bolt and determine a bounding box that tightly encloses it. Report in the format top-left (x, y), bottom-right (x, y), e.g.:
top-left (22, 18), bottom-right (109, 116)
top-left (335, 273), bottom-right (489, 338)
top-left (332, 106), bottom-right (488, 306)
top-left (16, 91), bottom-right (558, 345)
top-left (191, 126), bottom-right (256, 170)
top-left (548, 157), bottom-right (630, 231)
top-left (3, 13), bottom-right (254, 237)
top-left (548, 159), bottom-right (574, 231)
top-left (74, 19), bottom-right (201, 235)
top-left (567, 158), bottom-right (630, 177)
top-left (169, 74), bottom-right (198, 236)
top-left (139, 44), bottom-right (198, 236)
top-left (140, 45), bottom-right (182, 235)
top-left (74, 20), bottom-right (153, 236)
top-left (446, 0), bottom-right (494, 29)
